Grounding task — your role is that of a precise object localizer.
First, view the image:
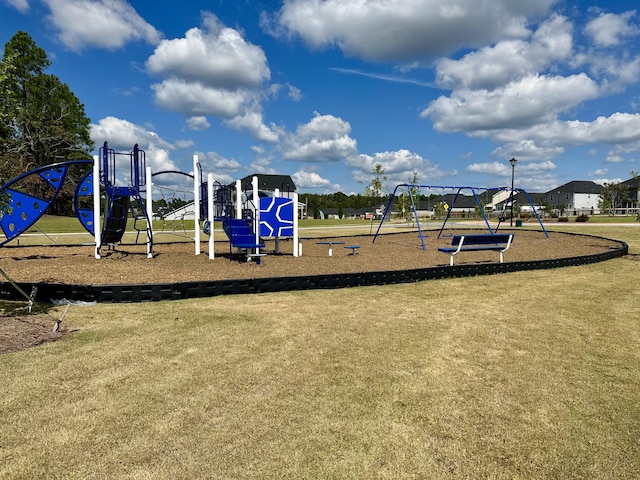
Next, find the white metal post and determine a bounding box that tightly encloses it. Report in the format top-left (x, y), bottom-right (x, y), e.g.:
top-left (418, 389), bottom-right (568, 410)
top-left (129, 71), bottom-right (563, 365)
top-left (145, 166), bottom-right (153, 258)
top-left (93, 155), bottom-right (101, 259)
top-left (252, 176), bottom-right (260, 256)
top-left (208, 173), bottom-right (215, 260)
top-left (193, 154), bottom-right (201, 255)
top-left (235, 179), bottom-right (242, 219)
top-left (293, 192), bottom-right (299, 257)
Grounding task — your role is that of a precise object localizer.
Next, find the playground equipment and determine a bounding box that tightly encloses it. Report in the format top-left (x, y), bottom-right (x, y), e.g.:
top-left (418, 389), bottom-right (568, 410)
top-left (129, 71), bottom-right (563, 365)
top-left (0, 142), bottom-right (300, 264)
top-left (74, 142), bottom-right (153, 258)
top-left (0, 160), bottom-right (92, 246)
top-left (201, 174), bottom-right (299, 261)
top-left (372, 184), bottom-right (548, 248)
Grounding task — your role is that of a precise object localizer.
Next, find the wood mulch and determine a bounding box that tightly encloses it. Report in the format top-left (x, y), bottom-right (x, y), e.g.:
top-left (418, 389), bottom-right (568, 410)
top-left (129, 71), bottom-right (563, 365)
top-left (0, 229), bottom-right (625, 354)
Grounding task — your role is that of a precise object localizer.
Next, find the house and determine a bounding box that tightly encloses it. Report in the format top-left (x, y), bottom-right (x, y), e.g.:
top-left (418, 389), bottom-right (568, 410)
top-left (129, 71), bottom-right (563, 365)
top-left (621, 176), bottom-right (640, 208)
top-left (494, 191), bottom-right (546, 214)
top-left (237, 173), bottom-right (296, 198)
top-left (544, 181), bottom-right (602, 215)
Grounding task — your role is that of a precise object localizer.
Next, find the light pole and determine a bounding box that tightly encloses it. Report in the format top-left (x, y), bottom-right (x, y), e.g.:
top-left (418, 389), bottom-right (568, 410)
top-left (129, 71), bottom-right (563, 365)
top-left (509, 157), bottom-right (517, 226)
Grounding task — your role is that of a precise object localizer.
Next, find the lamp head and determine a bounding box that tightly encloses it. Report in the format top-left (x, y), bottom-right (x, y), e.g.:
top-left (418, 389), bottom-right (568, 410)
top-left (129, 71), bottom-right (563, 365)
top-left (509, 157), bottom-right (517, 167)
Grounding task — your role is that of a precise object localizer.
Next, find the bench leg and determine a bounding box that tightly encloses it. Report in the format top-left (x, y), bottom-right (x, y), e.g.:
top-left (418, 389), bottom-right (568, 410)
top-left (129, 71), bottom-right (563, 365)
top-left (450, 255), bottom-right (454, 266)
top-left (499, 252), bottom-right (504, 263)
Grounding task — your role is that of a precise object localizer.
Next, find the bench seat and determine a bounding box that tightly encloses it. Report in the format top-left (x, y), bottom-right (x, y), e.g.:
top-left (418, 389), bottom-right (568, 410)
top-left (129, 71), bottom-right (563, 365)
top-left (438, 234), bottom-right (513, 266)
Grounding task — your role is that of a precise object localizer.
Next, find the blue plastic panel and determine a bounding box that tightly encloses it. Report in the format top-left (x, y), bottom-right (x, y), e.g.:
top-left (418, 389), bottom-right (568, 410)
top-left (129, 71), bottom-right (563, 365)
top-left (259, 197), bottom-right (294, 237)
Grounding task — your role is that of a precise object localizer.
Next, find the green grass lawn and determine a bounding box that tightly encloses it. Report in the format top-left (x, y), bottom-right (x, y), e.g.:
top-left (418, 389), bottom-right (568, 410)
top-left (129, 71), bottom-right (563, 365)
top-left (1, 225), bottom-right (640, 478)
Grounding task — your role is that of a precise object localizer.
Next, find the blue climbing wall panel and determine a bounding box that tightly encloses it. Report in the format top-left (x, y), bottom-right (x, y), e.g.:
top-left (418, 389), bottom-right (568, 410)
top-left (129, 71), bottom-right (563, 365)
top-left (74, 169), bottom-right (95, 235)
top-left (0, 164), bottom-right (70, 245)
top-left (259, 197), bottom-right (294, 237)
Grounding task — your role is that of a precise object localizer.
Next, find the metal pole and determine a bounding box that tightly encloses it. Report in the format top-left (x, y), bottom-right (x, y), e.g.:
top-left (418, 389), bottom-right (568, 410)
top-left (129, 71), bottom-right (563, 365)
top-left (509, 157), bottom-right (517, 226)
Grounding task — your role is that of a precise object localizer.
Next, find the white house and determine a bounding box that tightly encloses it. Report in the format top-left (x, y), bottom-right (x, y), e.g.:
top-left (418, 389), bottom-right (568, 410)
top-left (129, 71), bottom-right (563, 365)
top-left (545, 181), bottom-right (602, 215)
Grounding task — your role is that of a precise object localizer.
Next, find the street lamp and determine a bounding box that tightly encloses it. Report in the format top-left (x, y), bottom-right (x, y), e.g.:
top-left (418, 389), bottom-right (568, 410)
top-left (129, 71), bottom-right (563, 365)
top-left (509, 157), bottom-right (517, 226)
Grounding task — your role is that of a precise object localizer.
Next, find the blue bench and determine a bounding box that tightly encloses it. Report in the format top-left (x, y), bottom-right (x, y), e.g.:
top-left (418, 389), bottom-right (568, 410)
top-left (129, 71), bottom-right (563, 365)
top-left (438, 234), bottom-right (514, 266)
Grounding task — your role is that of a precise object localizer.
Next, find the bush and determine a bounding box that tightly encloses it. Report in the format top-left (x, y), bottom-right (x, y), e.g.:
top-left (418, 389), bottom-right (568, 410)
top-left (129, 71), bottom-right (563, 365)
top-left (576, 214), bottom-right (589, 222)
top-left (558, 216), bottom-right (569, 222)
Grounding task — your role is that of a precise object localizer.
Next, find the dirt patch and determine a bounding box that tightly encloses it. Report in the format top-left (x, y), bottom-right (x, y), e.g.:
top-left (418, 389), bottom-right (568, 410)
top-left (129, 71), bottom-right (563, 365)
top-left (0, 314), bottom-right (66, 354)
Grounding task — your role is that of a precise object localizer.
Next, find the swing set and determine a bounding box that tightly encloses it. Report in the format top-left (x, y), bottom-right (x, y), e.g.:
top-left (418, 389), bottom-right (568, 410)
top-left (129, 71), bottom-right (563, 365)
top-left (372, 184), bottom-right (548, 249)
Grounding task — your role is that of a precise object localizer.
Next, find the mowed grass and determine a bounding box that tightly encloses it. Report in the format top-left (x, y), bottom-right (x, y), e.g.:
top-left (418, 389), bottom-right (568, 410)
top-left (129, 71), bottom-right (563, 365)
top-left (1, 227), bottom-right (640, 478)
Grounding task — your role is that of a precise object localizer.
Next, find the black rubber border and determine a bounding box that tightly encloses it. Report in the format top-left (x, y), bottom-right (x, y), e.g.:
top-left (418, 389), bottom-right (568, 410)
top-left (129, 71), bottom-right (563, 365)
top-left (0, 231), bottom-right (628, 304)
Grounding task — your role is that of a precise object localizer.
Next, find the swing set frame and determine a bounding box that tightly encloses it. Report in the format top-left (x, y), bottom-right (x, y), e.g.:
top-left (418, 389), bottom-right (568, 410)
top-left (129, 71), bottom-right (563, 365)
top-left (372, 184), bottom-right (548, 249)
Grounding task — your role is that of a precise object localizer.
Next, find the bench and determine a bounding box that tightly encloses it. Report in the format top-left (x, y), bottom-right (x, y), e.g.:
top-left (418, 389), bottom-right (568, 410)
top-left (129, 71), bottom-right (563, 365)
top-left (438, 234), bottom-right (514, 266)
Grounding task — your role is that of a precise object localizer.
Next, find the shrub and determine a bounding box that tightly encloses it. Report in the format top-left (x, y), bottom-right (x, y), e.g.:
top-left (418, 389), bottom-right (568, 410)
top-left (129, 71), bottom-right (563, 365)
top-left (576, 214), bottom-right (589, 222)
top-left (558, 216), bottom-right (569, 222)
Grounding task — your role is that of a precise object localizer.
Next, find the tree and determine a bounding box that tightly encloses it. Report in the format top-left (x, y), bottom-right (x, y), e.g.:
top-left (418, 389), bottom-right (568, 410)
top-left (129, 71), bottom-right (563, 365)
top-left (598, 182), bottom-right (629, 216)
top-left (0, 31), bottom-right (93, 215)
top-left (364, 163), bottom-right (387, 198)
top-left (395, 171), bottom-right (420, 221)
top-left (0, 31), bottom-right (92, 179)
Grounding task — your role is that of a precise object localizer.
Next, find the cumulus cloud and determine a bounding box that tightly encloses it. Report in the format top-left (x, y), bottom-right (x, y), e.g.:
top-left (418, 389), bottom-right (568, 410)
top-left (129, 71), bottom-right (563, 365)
top-left (435, 14), bottom-right (572, 90)
top-left (194, 151), bottom-right (240, 184)
top-left (347, 149), bottom-right (449, 186)
top-left (585, 10), bottom-right (639, 47)
top-left (186, 116), bottom-right (210, 131)
top-left (44, 0), bottom-right (161, 51)
top-left (291, 170), bottom-right (333, 189)
top-left (147, 13), bottom-right (269, 88)
top-left (265, 0), bottom-right (555, 64)
top-left (90, 116), bottom-right (178, 177)
top-left (281, 112), bottom-right (358, 162)
top-left (147, 12), bottom-right (279, 142)
top-left (423, 73), bottom-right (599, 132)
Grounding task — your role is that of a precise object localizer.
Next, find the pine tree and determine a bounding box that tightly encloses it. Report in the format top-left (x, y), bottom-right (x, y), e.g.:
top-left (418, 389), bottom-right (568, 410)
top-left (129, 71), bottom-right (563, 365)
top-left (0, 31), bottom-right (92, 180)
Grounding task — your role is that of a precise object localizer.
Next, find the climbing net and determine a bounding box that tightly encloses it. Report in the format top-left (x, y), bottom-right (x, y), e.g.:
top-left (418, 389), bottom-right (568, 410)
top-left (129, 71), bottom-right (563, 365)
top-left (152, 171), bottom-right (196, 238)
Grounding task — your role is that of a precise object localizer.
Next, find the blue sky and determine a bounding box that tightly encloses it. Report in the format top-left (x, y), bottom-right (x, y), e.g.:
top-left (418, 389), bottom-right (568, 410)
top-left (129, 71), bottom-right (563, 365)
top-left (2, 0), bottom-right (640, 195)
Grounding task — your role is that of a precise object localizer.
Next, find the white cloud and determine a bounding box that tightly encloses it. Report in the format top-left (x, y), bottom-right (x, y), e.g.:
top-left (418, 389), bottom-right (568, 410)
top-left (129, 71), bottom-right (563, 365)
top-left (147, 13), bottom-right (269, 88)
top-left (266, 0), bottom-right (555, 64)
top-left (347, 149), bottom-right (449, 186)
top-left (585, 10), bottom-right (639, 47)
top-left (224, 111), bottom-right (281, 143)
top-left (291, 170), bottom-right (332, 189)
top-left (282, 112), bottom-right (358, 162)
top-left (5, 0), bottom-right (29, 12)
top-left (423, 73), bottom-right (599, 132)
top-left (435, 14), bottom-right (572, 90)
top-left (288, 84), bottom-right (303, 101)
top-left (194, 151), bottom-right (240, 184)
top-left (151, 79), bottom-right (249, 118)
top-left (147, 12), bottom-right (279, 142)
top-left (465, 160), bottom-right (557, 177)
top-left (44, 0), bottom-right (161, 51)
top-left (90, 116), bottom-right (178, 176)
top-left (186, 116), bottom-right (210, 131)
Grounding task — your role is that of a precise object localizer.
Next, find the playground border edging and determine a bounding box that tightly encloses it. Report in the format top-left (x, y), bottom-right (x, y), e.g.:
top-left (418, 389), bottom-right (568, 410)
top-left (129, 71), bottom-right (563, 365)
top-left (0, 234), bottom-right (628, 304)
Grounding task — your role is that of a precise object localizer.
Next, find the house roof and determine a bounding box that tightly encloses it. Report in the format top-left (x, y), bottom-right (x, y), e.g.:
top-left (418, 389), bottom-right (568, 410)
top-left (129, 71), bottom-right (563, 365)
top-left (545, 181), bottom-right (603, 195)
top-left (237, 174), bottom-right (296, 192)
top-left (621, 177), bottom-right (640, 188)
